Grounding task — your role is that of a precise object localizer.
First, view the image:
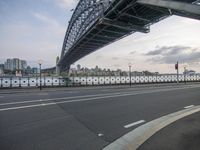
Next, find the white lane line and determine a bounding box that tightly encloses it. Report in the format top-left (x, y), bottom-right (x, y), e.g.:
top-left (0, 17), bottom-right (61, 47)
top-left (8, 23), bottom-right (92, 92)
top-left (98, 133), bottom-right (104, 137)
top-left (0, 92), bottom-right (140, 111)
top-left (38, 93), bottom-right (48, 96)
top-left (0, 85), bottom-right (198, 107)
top-left (124, 120), bottom-right (145, 128)
top-left (184, 105), bottom-right (194, 109)
top-left (67, 91), bottom-right (78, 93)
top-left (0, 85), bottom-right (200, 111)
top-left (0, 91), bottom-right (134, 106)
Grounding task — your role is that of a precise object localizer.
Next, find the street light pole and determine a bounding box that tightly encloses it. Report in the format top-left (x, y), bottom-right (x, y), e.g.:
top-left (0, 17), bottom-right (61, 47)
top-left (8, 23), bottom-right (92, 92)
top-left (184, 66), bottom-right (186, 84)
top-left (38, 60), bottom-right (43, 90)
top-left (128, 63), bottom-right (132, 86)
top-left (39, 63), bottom-right (42, 90)
top-left (175, 61), bottom-right (179, 84)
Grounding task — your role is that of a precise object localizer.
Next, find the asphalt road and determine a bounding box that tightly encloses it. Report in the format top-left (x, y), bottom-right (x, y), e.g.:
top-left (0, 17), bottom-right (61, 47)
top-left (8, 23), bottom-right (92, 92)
top-left (0, 84), bottom-right (200, 150)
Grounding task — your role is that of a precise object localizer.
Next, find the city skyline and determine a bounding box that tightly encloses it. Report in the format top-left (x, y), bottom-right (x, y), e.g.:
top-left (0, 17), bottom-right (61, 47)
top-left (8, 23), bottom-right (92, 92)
top-left (1, 0), bottom-right (200, 73)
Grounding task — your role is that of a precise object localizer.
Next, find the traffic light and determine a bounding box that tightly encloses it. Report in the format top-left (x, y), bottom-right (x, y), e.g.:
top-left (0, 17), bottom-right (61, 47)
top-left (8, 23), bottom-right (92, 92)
top-left (175, 62), bottom-right (178, 70)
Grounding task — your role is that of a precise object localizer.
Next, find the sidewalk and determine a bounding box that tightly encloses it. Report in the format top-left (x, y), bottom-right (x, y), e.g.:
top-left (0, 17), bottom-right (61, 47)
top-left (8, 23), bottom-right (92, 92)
top-left (138, 112), bottom-right (200, 150)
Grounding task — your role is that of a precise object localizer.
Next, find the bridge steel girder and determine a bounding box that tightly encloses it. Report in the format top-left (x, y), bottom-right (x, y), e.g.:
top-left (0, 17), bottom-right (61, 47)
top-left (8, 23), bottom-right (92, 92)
top-left (100, 18), bottom-right (150, 33)
top-left (137, 0), bottom-right (200, 20)
top-left (60, 0), bottom-right (112, 59)
top-left (59, 0), bottom-right (199, 72)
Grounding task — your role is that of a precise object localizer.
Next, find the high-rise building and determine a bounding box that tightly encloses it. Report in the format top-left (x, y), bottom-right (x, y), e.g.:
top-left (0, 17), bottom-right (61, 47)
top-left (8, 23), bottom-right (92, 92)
top-left (4, 58), bottom-right (27, 71)
top-left (21, 60), bottom-right (27, 70)
top-left (5, 59), bottom-right (13, 71)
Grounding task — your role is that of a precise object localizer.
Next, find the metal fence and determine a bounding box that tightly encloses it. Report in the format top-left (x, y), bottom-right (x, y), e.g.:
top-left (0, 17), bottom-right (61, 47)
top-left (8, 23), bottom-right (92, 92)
top-left (0, 77), bottom-right (66, 88)
top-left (0, 75), bottom-right (199, 88)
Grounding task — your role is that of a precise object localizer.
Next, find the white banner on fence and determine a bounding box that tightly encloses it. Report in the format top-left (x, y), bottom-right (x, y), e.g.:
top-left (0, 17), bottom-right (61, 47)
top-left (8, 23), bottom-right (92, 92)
top-left (0, 75), bottom-right (199, 88)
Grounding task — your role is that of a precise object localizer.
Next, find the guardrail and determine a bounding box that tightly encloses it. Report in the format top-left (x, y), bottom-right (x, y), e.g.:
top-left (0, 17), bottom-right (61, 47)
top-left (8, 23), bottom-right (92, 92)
top-left (0, 75), bottom-right (199, 88)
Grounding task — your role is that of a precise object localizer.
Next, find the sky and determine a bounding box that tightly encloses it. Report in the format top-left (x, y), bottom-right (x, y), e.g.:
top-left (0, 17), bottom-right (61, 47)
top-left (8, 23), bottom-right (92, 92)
top-left (0, 0), bottom-right (200, 73)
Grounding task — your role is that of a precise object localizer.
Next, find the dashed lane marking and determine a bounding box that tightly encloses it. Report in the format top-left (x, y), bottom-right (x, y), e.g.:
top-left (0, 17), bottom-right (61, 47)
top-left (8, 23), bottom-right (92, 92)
top-left (124, 120), bottom-right (146, 129)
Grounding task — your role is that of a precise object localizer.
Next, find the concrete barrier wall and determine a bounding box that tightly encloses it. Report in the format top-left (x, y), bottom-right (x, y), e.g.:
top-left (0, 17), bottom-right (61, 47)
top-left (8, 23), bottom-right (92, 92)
top-left (0, 75), bottom-right (200, 88)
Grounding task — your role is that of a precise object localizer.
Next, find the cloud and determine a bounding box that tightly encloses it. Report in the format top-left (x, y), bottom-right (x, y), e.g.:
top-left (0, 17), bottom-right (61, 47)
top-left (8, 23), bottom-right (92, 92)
top-left (33, 12), bottom-right (59, 27)
top-left (112, 57), bottom-right (119, 60)
top-left (145, 46), bottom-right (190, 56)
top-left (114, 64), bottom-right (121, 68)
top-left (0, 12), bottom-right (67, 68)
top-left (146, 46), bottom-right (200, 64)
top-left (95, 55), bottom-right (103, 60)
top-left (129, 51), bottom-right (136, 55)
top-left (57, 0), bottom-right (78, 9)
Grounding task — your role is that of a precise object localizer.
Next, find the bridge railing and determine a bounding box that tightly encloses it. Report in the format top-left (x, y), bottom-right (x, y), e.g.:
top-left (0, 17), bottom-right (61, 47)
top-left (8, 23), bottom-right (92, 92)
top-left (0, 75), bottom-right (199, 88)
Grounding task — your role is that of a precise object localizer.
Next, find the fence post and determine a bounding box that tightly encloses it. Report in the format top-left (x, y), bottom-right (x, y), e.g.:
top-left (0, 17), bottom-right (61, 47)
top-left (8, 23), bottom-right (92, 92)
top-left (10, 77), bottom-right (12, 88)
top-left (19, 77), bottom-right (21, 88)
top-left (0, 78), bottom-right (2, 88)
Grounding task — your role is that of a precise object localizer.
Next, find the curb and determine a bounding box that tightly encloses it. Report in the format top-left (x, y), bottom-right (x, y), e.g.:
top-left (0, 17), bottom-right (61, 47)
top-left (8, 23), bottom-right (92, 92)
top-left (103, 106), bottom-right (200, 150)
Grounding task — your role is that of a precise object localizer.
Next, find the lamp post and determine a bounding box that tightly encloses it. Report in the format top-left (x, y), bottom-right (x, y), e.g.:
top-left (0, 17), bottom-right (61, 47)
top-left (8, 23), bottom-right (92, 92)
top-left (38, 60), bottom-right (43, 90)
top-left (175, 61), bottom-right (179, 84)
top-left (128, 63), bottom-right (132, 86)
top-left (184, 66), bottom-right (187, 84)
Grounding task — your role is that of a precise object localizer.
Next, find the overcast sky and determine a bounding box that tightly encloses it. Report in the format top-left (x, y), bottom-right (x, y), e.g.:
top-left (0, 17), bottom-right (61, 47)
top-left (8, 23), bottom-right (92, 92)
top-left (1, 0), bottom-right (200, 73)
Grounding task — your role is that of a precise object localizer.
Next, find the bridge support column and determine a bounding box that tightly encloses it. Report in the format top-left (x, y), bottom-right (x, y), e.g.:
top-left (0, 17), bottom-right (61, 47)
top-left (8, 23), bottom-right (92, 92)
top-left (56, 65), bottom-right (61, 76)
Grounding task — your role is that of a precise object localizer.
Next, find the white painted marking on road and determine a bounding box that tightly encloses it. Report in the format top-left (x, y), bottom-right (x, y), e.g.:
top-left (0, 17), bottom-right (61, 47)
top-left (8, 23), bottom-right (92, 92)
top-left (98, 133), bottom-right (103, 137)
top-left (184, 105), bottom-right (194, 109)
top-left (67, 91), bottom-right (78, 93)
top-left (124, 120), bottom-right (145, 128)
top-left (103, 105), bottom-right (200, 150)
top-left (0, 85), bottom-right (200, 111)
top-left (0, 85), bottom-right (199, 107)
top-left (0, 92), bottom-right (132, 106)
top-left (38, 93), bottom-right (48, 96)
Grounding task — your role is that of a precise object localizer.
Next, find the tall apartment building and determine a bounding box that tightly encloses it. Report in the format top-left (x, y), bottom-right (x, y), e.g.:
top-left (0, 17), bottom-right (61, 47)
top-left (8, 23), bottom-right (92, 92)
top-left (21, 60), bottom-right (27, 70)
top-left (4, 58), bottom-right (27, 71)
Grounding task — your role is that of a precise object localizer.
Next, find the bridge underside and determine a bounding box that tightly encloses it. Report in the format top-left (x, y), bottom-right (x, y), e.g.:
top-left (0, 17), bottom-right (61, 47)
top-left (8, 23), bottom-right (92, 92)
top-left (58, 0), bottom-right (199, 72)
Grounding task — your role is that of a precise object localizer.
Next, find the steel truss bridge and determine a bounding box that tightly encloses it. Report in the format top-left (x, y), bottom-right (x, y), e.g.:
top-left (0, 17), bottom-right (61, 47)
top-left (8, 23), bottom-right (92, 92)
top-left (57, 0), bottom-right (200, 72)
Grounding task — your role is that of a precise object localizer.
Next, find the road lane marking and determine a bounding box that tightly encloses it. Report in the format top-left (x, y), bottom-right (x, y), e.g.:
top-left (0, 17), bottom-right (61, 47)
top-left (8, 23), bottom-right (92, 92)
top-left (98, 133), bottom-right (104, 137)
top-left (67, 91), bottom-right (78, 93)
top-left (0, 92), bottom-right (143, 111)
top-left (124, 120), bottom-right (145, 128)
top-left (103, 105), bottom-right (200, 150)
top-left (184, 105), bottom-right (194, 109)
top-left (37, 93), bottom-right (48, 96)
top-left (0, 85), bottom-right (199, 107)
top-left (0, 92), bottom-right (134, 106)
top-left (0, 85), bottom-right (200, 111)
